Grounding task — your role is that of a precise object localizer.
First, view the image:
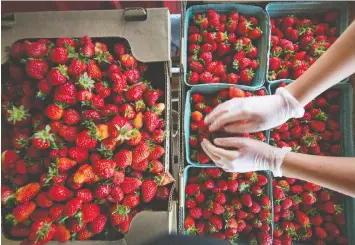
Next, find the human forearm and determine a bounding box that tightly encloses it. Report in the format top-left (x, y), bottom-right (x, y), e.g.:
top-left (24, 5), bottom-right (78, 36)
top-left (286, 20), bottom-right (355, 106)
top-left (282, 152), bottom-right (355, 197)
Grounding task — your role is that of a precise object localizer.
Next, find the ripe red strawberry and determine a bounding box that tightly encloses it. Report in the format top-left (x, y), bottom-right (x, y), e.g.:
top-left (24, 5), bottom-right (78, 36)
top-left (301, 191), bottom-right (316, 205)
top-left (47, 185), bottom-right (72, 202)
top-left (88, 215), bottom-right (107, 234)
top-left (237, 20), bottom-right (252, 36)
top-left (121, 177), bottom-right (142, 194)
top-left (241, 193), bottom-right (252, 207)
top-left (29, 217), bottom-right (56, 244)
top-left (6, 202), bottom-right (36, 224)
top-left (248, 27), bottom-right (263, 39)
top-left (131, 159), bottom-right (148, 172)
top-left (148, 144), bottom-right (165, 160)
top-left (25, 60), bottom-right (48, 80)
top-left (114, 149), bottom-right (132, 169)
top-left (93, 159), bottom-right (115, 179)
top-left (189, 207), bottom-right (202, 219)
top-left (209, 215), bottom-right (223, 232)
top-left (239, 69), bottom-right (254, 85)
top-left (141, 180), bottom-right (157, 203)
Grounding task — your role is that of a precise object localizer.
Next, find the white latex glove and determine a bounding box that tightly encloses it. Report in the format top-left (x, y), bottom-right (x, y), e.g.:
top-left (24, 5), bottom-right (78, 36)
top-left (204, 87), bottom-right (305, 133)
top-left (201, 137), bottom-right (291, 177)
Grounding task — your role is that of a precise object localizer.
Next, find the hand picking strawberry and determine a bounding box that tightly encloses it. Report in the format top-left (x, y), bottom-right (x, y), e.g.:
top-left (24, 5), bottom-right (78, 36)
top-left (2, 35), bottom-right (172, 244)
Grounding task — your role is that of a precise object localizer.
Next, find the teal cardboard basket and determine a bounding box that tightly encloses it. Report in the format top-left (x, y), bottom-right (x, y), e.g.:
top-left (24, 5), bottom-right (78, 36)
top-left (265, 1), bottom-right (350, 84)
top-left (181, 165), bottom-right (274, 244)
top-left (268, 80), bottom-right (355, 244)
top-left (183, 4), bottom-right (270, 88)
top-left (184, 84), bottom-right (270, 165)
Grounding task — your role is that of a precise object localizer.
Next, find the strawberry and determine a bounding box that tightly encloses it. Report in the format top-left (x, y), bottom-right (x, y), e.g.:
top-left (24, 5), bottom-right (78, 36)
top-left (35, 192), bottom-right (53, 208)
top-left (142, 180), bottom-right (157, 203)
top-left (89, 215), bottom-right (107, 234)
top-left (73, 164), bottom-right (95, 184)
top-left (50, 47), bottom-right (68, 64)
top-left (121, 177), bottom-right (142, 194)
top-left (75, 130), bottom-right (98, 149)
top-left (29, 217), bottom-right (56, 244)
top-left (77, 229), bottom-right (94, 240)
top-left (132, 141), bottom-right (150, 165)
top-left (241, 193), bottom-right (252, 207)
top-left (239, 69), bottom-right (254, 85)
top-left (209, 215), bottom-right (223, 232)
top-left (55, 224), bottom-right (71, 243)
top-left (47, 185), bottom-right (72, 202)
top-left (114, 149), bottom-right (132, 169)
top-left (248, 27), bottom-right (263, 39)
top-left (11, 224), bottom-right (32, 238)
top-left (25, 60), bottom-right (48, 80)
top-left (110, 204), bottom-right (130, 226)
top-left (62, 197), bottom-right (83, 217)
top-left (13, 182), bottom-right (41, 204)
top-left (6, 202), bottom-right (36, 224)
top-left (93, 159), bottom-right (116, 179)
top-left (314, 227), bottom-right (327, 239)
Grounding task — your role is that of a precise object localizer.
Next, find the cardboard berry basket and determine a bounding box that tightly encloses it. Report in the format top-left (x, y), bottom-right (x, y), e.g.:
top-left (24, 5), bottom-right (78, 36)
top-left (184, 84), bottom-right (270, 166)
top-left (265, 1), bottom-right (350, 84)
top-left (268, 80), bottom-right (355, 244)
top-left (1, 8), bottom-right (175, 244)
top-left (182, 3), bottom-right (270, 88)
top-left (178, 165), bottom-right (274, 243)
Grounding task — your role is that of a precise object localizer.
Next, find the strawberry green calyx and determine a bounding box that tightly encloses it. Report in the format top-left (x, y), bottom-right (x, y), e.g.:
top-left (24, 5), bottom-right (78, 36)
top-left (94, 51), bottom-right (110, 64)
top-left (35, 221), bottom-right (54, 242)
top-left (232, 60), bottom-right (239, 70)
top-left (36, 91), bottom-right (47, 100)
top-left (33, 125), bottom-right (57, 148)
top-left (57, 65), bottom-right (69, 79)
top-left (135, 100), bottom-right (146, 111)
top-left (249, 172), bottom-right (258, 183)
top-left (66, 44), bottom-right (78, 59)
top-left (316, 110), bottom-right (328, 121)
top-left (238, 182), bottom-right (250, 193)
top-left (97, 145), bottom-right (113, 159)
top-left (44, 161), bottom-right (60, 186)
top-left (114, 124), bottom-right (132, 142)
top-left (82, 121), bottom-right (100, 140)
top-left (249, 238), bottom-right (258, 245)
top-left (292, 195), bottom-right (302, 204)
top-left (186, 226), bottom-right (199, 236)
top-left (302, 132), bottom-right (317, 147)
top-left (7, 105), bottom-right (30, 124)
top-left (112, 204), bottom-right (130, 217)
top-left (334, 204), bottom-right (343, 214)
top-left (5, 214), bottom-right (17, 225)
top-left (77, 72), bottom-right (95, 91)
top-left (306, 207), bottom-right (317, 216)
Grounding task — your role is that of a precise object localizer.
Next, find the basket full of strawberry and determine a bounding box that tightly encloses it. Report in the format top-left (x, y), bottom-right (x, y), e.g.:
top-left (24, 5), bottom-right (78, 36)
top-left (269, 81), bottom-right (353, 244)
top-left (183, 166), bottom-right (274, 244)
top-left (266, 2), bottom-right (350, 82)
top-left (183, 4), bottom-right (270, 87)
top-left (1, 36), bottom-right (174, 244)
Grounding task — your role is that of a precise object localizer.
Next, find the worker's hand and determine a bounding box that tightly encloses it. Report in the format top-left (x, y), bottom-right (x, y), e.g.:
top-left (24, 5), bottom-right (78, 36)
top-left (204, 87), bottom-right (305, 133)
top-left (201, 137), bottom-right (291, 177)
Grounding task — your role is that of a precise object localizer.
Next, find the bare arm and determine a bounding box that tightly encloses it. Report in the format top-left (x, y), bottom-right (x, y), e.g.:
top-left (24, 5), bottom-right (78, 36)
top-left (287, 20), bottom-right (355, 106)
top-left (282, 152), bottom-right (355, 197)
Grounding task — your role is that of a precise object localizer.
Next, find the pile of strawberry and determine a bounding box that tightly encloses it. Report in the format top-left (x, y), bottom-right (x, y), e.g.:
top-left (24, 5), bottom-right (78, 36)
top-left (1, 36), bottom-right (173, 244)
top-left (184, 168), bottom-right (272, 244)
top-left (268, 11), bottom-right (340, 81)
top-left (272, 178), bottom-right (348, 245)
top-left (189, 86), bottom-right (267, 164)
top-left (270, 83), bottom-right (348, 244)
top-left (187, 9), bottom-right (263, 85)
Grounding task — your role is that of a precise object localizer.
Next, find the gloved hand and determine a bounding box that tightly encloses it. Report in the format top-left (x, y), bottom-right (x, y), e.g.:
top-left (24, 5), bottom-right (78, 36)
top-left (204, 87), bottom-right (305, 133)
top-left (201, 137), bottom-right (291, 177)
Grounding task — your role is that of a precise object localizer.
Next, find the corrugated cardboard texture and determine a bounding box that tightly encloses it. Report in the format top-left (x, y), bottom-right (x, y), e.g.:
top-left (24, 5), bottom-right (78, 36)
top-left (1, 8), bottom-right (170, 64)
